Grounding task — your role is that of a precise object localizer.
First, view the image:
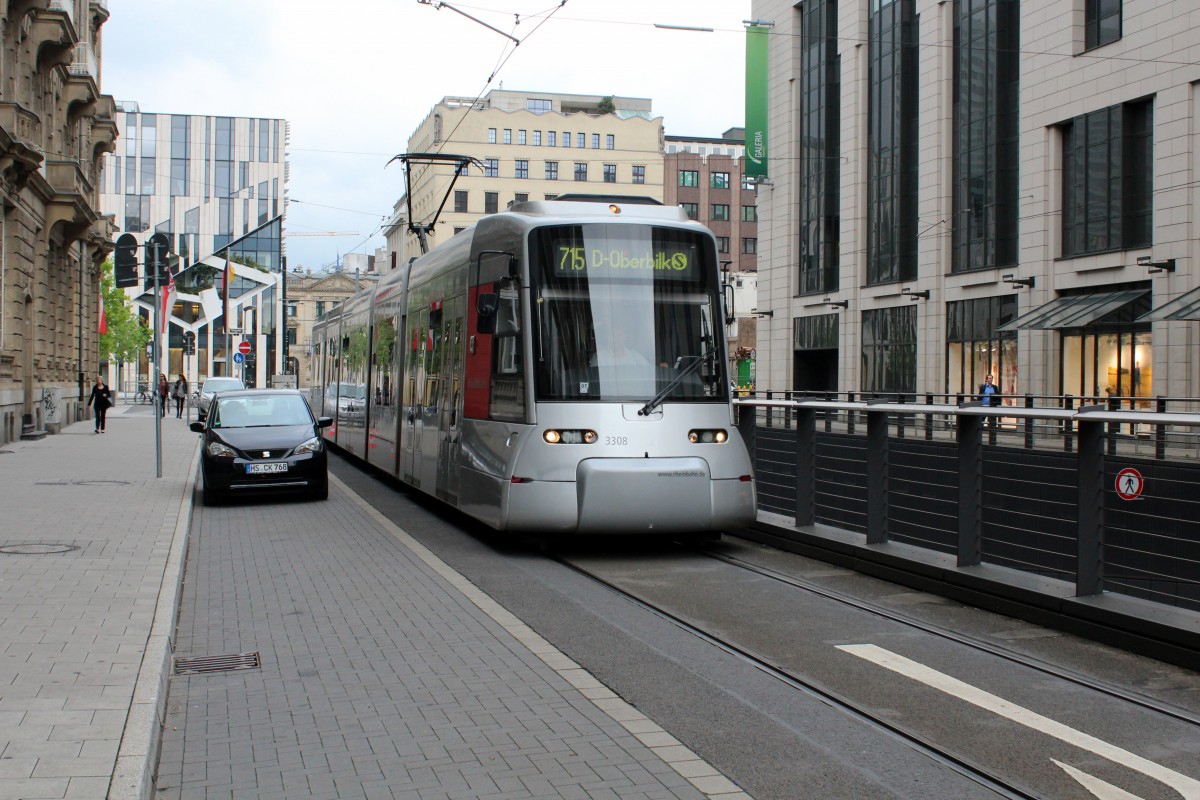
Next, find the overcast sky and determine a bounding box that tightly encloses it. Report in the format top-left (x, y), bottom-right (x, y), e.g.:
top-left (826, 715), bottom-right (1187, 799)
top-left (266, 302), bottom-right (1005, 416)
top-left (102, 0), bottom-right (751, 271)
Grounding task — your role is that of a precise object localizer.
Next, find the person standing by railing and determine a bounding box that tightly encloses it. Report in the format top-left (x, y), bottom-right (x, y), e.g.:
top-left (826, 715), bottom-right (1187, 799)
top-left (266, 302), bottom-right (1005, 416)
top-left (979, 374), bottom-right (998, 407)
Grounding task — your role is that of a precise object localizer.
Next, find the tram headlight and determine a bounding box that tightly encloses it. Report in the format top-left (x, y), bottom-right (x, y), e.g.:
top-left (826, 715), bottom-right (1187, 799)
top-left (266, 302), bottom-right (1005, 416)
top-left (688, 429), bottom-right (728, 444)
top-left (543, 429), bottom-right (598, 444)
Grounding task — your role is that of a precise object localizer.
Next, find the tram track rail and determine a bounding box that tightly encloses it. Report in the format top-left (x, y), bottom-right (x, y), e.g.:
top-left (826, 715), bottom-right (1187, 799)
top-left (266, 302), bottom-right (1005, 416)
top-left (555, 553), bottom-right (1043, 800)
top-left (699, 548), bottom-right (1200, 730)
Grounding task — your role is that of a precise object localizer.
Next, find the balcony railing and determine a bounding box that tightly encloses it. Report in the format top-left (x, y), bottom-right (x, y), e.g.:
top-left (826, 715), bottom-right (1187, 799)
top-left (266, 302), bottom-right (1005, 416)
top-left (68, 42), bottom-right (96, 80)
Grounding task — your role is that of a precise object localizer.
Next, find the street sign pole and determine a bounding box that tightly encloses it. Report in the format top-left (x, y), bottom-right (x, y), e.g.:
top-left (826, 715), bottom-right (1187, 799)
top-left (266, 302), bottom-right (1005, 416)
top-left (151, 239), bottom-right (162, 479)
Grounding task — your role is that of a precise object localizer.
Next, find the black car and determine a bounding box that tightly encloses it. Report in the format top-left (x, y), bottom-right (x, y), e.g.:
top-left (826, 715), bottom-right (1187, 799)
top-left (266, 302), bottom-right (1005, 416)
top-left (191, 389), bottom-right (332, 505)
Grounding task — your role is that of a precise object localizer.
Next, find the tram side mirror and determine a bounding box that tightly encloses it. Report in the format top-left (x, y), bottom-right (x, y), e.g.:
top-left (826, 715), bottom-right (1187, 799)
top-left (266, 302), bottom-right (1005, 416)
top-left (723, 283), bottom-right (736, 325)
top-left (476, 293), bottom-right (498, 334)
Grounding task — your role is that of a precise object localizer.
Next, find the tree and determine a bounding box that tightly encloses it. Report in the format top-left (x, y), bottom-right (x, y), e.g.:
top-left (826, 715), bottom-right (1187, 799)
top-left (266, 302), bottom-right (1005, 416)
top-left (98, 260), bottom-right (150, 370)
top-left (597, 96), bottom-right (615, 115)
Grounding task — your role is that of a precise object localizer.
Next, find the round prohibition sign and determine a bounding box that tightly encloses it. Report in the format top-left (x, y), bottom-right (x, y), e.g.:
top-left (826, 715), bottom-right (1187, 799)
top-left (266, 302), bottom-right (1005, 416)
top-left (1115, 467), bottom-right (1144, 501)
top-left (238, 340), bottom-right (252, 355)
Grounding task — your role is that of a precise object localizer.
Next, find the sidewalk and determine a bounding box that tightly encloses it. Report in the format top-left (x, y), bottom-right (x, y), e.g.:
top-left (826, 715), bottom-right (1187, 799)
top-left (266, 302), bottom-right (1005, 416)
top-left (0, 406), bottom-right (199, 800)
top-left (1, 407), bottom-right (752, 800)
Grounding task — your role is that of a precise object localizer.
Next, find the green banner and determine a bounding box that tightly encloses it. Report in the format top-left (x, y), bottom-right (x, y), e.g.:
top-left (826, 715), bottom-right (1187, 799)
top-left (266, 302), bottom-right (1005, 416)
top-left (745, 25), bottom-right (769, 178)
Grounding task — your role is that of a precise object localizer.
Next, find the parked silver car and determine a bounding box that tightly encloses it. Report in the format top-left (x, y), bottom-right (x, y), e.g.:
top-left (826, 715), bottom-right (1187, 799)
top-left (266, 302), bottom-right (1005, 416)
top-left (195, 377), bottom-right (246, 419)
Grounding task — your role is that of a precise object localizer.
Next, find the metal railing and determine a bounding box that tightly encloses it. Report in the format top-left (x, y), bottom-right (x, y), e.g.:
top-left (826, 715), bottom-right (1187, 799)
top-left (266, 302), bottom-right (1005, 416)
top-left (735, 395), bottom-right (1200, 612)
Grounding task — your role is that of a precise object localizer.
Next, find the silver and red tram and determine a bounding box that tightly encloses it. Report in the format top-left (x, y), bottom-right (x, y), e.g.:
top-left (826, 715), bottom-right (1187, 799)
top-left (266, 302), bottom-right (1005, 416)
top-left (310, 197), bottom-right (756, 534)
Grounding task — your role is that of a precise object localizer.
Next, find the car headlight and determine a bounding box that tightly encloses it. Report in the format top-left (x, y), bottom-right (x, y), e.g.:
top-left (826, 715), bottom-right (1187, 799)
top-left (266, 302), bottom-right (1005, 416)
top-left (295, 437), bottom-right (322, 455)
top-left (206, 441), bottom-right (237, 458)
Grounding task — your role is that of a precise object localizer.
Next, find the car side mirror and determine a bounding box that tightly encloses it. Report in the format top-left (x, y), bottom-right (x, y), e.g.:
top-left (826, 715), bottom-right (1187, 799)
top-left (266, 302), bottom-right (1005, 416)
top-left (189, 421), bottom-right (205, 433)
top-left (317, 416), bottom-right (333, 428)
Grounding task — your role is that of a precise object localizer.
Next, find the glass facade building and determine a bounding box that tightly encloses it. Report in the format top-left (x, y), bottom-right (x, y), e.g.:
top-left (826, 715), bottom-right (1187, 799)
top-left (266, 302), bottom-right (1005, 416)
top-left (798, 0), bottom-right (841, 296)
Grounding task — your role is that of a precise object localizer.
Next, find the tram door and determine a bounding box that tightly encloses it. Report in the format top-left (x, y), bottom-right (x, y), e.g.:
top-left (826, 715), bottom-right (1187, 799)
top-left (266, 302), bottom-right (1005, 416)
top-left (417, 301), bottom-right (446, 492)
top-left (436, 298), bottom-right (464, 503)
top-left (401, 308), bottom-right (427, 486)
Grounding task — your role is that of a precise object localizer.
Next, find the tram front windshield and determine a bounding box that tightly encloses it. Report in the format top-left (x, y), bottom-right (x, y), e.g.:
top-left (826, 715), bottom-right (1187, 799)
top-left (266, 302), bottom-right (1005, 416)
top-left (531, 224), bottom-right (728, 403)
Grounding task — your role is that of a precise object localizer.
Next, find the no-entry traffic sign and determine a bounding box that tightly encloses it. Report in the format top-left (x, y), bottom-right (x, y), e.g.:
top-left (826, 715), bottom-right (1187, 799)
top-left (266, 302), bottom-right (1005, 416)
top-left (1115, 467), bottom-right (1144, 501)
top-left (238, 341), bottom-right (252, 355)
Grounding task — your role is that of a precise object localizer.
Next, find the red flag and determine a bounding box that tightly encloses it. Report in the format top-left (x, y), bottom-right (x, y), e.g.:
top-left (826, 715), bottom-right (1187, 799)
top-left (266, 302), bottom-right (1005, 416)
top-left (222, 258), bottom-right (234, 326)
top-left (98, 292), bottom-right (107, 334)
top-left (161, 272), bottom-right (176, 333)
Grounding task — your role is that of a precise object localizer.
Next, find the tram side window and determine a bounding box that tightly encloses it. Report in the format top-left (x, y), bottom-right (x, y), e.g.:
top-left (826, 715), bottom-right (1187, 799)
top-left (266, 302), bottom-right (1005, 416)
top-left (490, 280), bottom-right (525, 421)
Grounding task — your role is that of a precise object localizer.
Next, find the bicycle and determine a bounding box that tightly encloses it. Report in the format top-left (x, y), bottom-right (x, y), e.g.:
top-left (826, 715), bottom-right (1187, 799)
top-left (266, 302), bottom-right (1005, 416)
top-left (134, 382), bottom-right (151, 405)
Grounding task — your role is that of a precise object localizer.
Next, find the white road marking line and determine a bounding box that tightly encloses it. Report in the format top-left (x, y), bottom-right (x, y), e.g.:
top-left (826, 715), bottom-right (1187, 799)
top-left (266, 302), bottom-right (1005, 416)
top-left (1054, 759), bottom-right (1145, 800)
top-left (837, 644), bottom-right (1200, 800)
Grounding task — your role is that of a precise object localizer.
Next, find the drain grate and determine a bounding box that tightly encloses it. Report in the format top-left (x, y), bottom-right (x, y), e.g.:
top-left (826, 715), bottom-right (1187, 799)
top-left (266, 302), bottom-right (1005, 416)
top-left (174, 652), bottom-right (261, 675)
top-left (0, 543), bottom-right (80, 555)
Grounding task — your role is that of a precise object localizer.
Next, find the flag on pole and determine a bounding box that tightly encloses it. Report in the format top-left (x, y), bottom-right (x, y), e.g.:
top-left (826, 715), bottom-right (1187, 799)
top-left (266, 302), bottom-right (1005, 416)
top-left (162, 272), bottom-right (176, 333)
top-left (98, 292), bottom-right (107, 334)
top-left (222, 258), bottom-right (234, 326)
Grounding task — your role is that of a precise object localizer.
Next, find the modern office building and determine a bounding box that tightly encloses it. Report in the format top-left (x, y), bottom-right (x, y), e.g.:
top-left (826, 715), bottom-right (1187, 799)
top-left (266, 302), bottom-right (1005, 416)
top-left (0, 0), bottom-right (117, 441)
top-left (750, 0), bottom-right (1200, 404)
top-left (663, 129), bottom-right (759, 383)
top-left (400, 90), bottom-right (664, 260)
top-left (99, 106), bottom-right (289, 389)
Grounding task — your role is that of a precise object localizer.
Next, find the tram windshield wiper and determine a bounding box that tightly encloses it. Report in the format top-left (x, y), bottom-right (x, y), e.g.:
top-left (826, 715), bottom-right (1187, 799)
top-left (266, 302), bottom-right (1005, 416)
top-left (638, 343), bottom-right (714, 416)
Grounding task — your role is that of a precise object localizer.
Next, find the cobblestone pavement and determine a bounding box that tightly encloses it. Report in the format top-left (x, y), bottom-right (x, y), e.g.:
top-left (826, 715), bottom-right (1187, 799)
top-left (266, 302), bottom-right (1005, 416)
top-left (0, 407), bottom-right (199, 800)
top-left (155, 474), bottom-right (750, 800)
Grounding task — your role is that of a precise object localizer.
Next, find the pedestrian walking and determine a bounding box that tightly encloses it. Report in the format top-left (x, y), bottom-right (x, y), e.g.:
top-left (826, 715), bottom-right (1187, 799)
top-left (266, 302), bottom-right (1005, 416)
top-left (87, 375), bottom-right (112, 433)
top-left (172, 373), bottom-right (189, 418)
top-left (158, 374), bottom-right (170, 417)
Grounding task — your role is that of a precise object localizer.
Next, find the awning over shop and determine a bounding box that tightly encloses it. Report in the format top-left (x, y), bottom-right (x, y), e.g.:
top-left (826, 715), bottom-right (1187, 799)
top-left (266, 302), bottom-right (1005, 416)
top-left (1137, 286), bottom-right (1200, 322)
top-left (997, 289), bottom-right (1148, 331)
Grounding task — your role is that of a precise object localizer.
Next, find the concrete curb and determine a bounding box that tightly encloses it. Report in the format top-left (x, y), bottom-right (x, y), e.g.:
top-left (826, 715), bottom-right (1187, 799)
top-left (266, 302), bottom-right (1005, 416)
top-left (107, 442), bottom-right (200, 800)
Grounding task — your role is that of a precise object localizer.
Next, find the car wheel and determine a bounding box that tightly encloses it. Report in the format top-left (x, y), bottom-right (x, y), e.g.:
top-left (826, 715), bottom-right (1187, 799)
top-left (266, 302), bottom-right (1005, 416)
top-left (309, 476), bottom-right (329, 501)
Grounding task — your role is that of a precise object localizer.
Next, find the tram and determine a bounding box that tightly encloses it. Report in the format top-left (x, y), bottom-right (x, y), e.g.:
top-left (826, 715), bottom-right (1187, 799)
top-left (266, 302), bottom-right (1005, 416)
top-left (310, 196), bottom-right (756, 534)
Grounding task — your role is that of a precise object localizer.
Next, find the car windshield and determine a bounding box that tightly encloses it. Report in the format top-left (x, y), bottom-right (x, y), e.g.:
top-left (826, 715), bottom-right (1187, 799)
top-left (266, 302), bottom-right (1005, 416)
top-left (203, 378), bottom-right (244, 394)
top-left (213, 395), bottom-right (312, 428)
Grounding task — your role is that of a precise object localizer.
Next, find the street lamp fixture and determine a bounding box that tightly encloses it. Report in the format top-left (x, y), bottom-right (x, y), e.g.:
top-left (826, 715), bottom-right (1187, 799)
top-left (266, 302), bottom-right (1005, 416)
top-left (901, 288), bottom-right (930, 301)
top-left (1001, 274), bottom-right (1036, 289)
top-left (753, 308), bottom-right (774, 318)
top-left (824, 298), bottom-right (849, 309)
top-left (1137, 255), bottom-right (1176, 274)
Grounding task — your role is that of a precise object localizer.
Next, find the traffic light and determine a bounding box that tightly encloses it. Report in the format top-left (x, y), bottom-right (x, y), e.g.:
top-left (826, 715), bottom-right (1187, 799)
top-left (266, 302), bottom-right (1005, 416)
top-left (182, 331), bottom-right (196, 355)
top-left (143, 232), bottom-right (172, 289)
top-left (113, 234), bottom-right (138, 288)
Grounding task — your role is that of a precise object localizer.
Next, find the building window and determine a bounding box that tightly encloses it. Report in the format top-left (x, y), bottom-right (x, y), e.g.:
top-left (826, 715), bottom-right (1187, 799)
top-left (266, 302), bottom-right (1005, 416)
top-left (632, 165), bottom-right (646, 184)
top-left (454, 226), bottom-right (467, 235)
top-left (953, 0), bottom-right (1019, 273)
top-left (862, 306), bottom-right (917, 394)
top-left (454, 190), bottom-right (468, 213)
top-left (485, 158), bottom-right (499, 177)
top-left (487, 128), bottom-right (497, 144)
top-left (484, 192), bottom-right (499, 214)
top-left (563, 132), bottom-right (571, 147)
top-left (947, 296), bottom-right (1018, 401)
top-left (545, 161), bottom-right (558, 180)
top-left (799, 0), bottom-right (841, 295)
top-left (603, 163), bottom-right (617, 183)
top-left (527, 98), bottom-right (552, 113)
top-left (533, 130), bottom-right (542, 146)
top-left (868, 0), bottom-right (919, 286)
top-left (503, 129), bottom-right (512, 145)
top-left (716, 236), bottom-right (730, 253)
top-left (518, 129), bottom-right (527, 145)
top-left (545, 194), bottom-right (558, 200)
top-left (1062, 100), bottom-right (1152, 256)
top-left (741, 205), bottom-right (758, 222)
top-left (124, 195), bottom-right (151, 233)
top-left (515, 159), bottom-right (529, 179)
top-left (741, 237), bottom-right (758, 254)
top-left (574, 162), bottom-right (588, 181)
top-left (681, 203), bottom-right (699, 220)
top-left (577, 132), bottom-right (586, 148)
top-left (315, 301), bottom-right (326, 318)
top-left (606, 134), bottom-right (615, 150)
top-left (679, 170), bottom-right (699, 187)
top-left (711, 172), bottom-right (731, 189)
top-left (742, 175), bottom-right (756, 190)
top-left (711, 204), bottom-right (730, 221)
top-left (514, 193), bottom-right (528, 204)
top-left (1085, 0), bottom-right (1121, 50)
top-left (548, 131), bottom-right (556, 147)
top-left (591, 133), bottom-right (600, 149)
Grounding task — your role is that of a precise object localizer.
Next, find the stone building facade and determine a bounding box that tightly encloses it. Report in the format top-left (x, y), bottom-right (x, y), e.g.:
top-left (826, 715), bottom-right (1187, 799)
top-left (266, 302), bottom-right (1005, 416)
top-left (0, 0), bottom-right (116, 442)
top-left (751, 0), bottom-right (1200, 404)
top-left (286, 269), bottom-right (370, 389)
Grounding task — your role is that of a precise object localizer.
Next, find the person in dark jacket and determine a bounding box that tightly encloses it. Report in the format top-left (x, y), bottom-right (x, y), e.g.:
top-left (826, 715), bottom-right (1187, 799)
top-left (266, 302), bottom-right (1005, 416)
top-left (172, 373), bottom-right (189, 418)
top-left (158, 374), bottom-right (170, 417)
top-left (87, 375), bottom-right (112, 433)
